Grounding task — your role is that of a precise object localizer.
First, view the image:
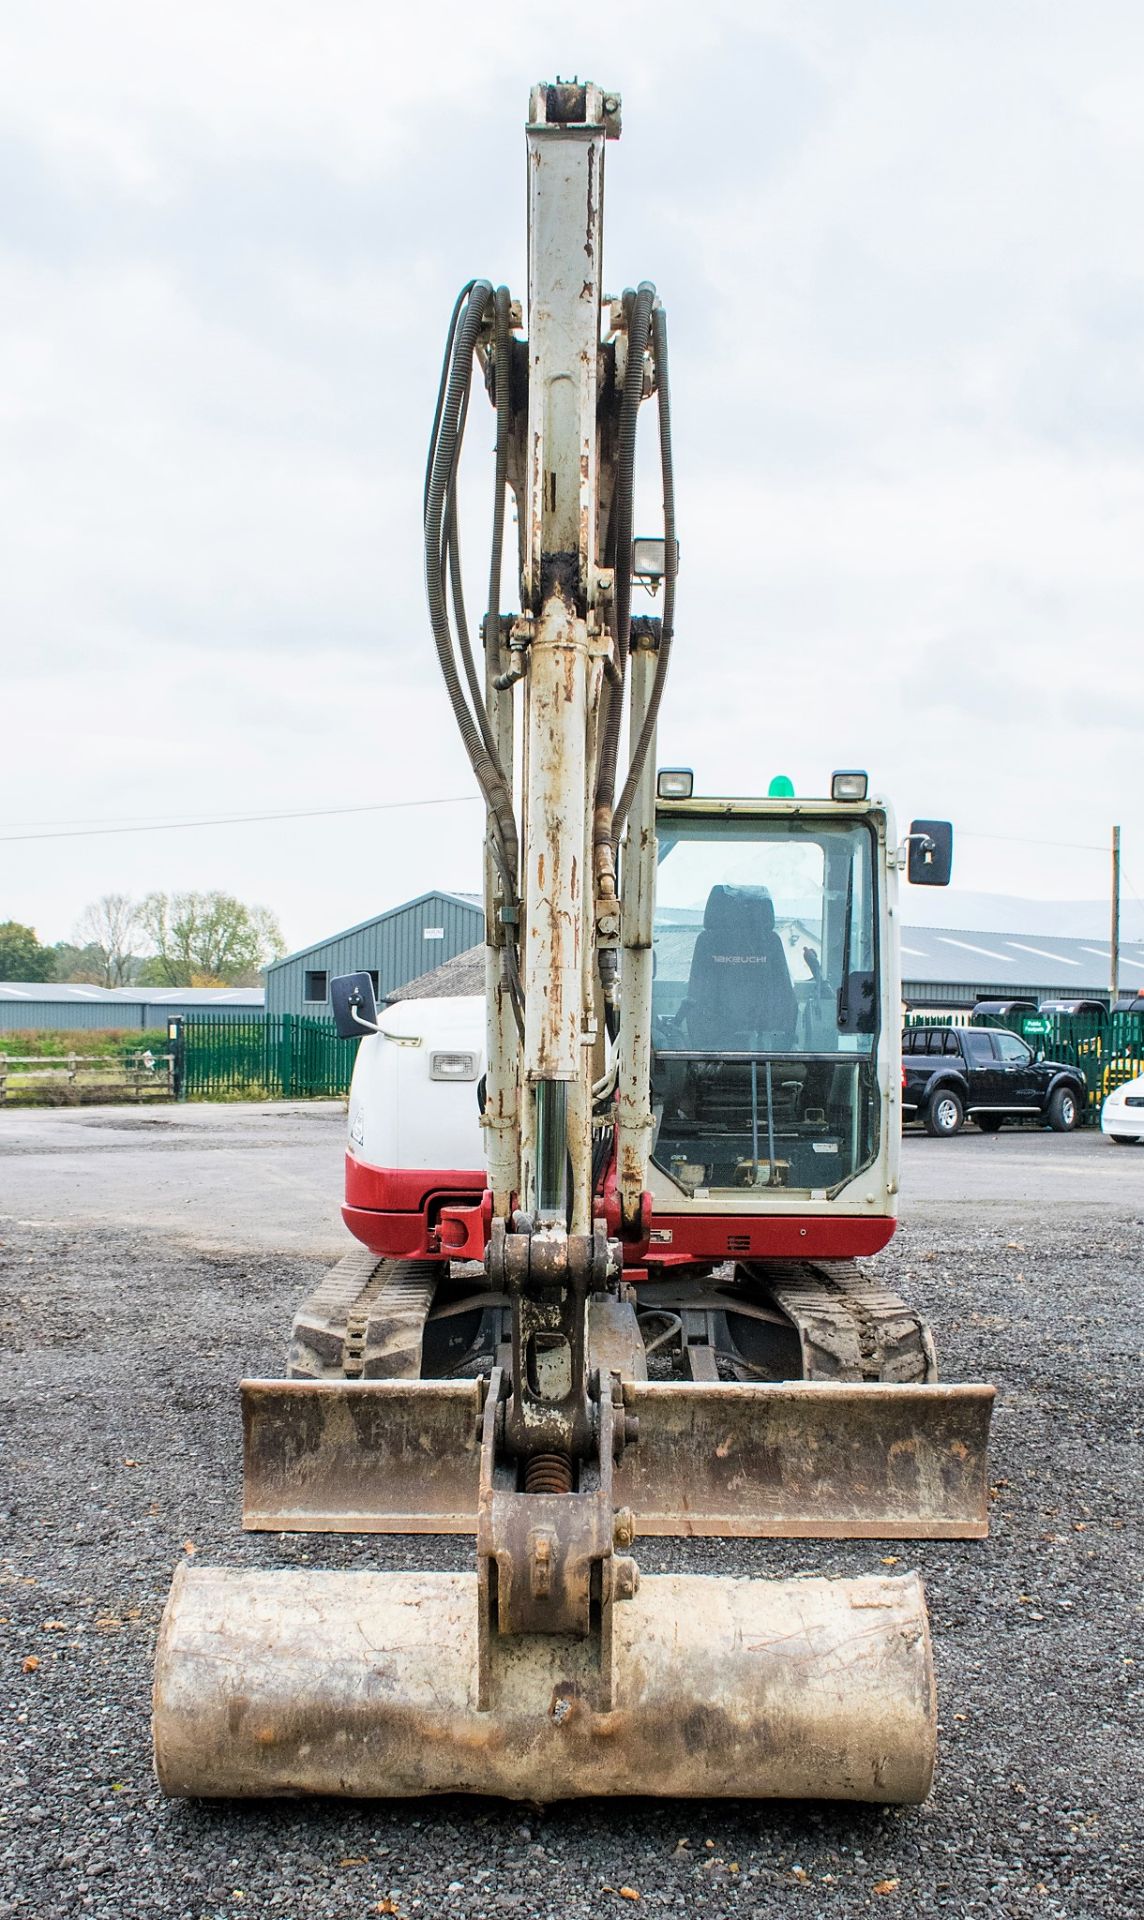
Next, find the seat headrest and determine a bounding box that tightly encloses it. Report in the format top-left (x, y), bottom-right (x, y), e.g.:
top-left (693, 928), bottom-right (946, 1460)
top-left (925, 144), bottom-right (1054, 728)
top-left (703, 885), bottom-right (776, 939)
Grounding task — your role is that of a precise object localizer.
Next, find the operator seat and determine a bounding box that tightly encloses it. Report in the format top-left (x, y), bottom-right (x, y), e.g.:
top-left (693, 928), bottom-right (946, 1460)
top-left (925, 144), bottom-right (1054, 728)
top-left (684, 886), bottom-right (797, 1050)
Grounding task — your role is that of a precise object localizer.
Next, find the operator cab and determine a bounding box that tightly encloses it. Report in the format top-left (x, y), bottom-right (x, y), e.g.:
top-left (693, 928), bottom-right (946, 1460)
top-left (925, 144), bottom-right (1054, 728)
top-left (650, 802), bottom-right (879, 1196)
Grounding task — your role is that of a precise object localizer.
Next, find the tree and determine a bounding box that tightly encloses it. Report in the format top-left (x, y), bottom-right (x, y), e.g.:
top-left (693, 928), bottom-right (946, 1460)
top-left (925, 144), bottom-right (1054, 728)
top-left (137, 891), bottom-right (285, 987)
top-left (0, 921), bottom-right (55, 982)
top-left (72, 893), bottom-right (142, 987)
top-left (51, 940), bottom-right (111, 985)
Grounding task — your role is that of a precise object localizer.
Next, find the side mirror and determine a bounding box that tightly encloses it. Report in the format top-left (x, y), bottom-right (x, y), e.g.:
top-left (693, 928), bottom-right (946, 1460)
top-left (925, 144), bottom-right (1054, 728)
top-left (330, 971), bottom-right (379, 1039)
top-left (906, 819), bottom-right (953, 887)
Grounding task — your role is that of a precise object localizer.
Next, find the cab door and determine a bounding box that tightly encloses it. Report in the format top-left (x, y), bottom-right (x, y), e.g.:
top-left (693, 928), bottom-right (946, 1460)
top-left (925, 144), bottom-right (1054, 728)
top-left (991, 1029), bottom-right (1040, 1110)
top-left (959, 1027), bottom-right (1002, 1108)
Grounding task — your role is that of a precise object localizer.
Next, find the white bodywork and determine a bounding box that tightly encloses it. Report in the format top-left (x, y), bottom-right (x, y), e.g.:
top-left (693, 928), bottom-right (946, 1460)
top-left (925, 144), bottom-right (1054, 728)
top-left (1101, 1072), bottom-right (1144, 1142)
top-left (348, 996), bottom-right (486, 1174)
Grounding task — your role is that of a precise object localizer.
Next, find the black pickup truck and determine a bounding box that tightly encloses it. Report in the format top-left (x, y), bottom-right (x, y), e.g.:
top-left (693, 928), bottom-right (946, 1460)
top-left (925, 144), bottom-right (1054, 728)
top-left (902, 1024), bottom-right (1086, 1136)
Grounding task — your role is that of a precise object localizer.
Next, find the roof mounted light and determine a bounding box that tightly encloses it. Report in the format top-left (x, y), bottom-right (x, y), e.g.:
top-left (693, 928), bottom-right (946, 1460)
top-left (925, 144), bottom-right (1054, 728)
top-left (831, 769), bottom-right (869, 801)
top-left (657, 767), bottom-right (694, 799)
top-left (632, 536), bottom-right (679, 585)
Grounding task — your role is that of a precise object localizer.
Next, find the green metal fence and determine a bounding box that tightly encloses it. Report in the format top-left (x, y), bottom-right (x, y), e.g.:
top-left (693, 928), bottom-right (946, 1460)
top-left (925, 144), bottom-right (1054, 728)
top-left (179, 1014), bottom-right (357, 1100)
top-left (180, 1008), bottom-right (1144, 1113)
top-left (905, 1009), bottom-right (1144, 1121)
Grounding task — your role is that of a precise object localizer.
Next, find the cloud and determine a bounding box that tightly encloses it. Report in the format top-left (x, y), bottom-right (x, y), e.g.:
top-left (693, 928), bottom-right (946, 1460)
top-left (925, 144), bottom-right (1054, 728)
top-left (1, 0), bottom-right (1142, 943)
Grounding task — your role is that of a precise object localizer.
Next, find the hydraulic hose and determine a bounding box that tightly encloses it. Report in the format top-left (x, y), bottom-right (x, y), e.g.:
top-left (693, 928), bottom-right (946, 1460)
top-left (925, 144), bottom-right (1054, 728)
top-left (610, 284), bottom-right (657, 683)
top-left (594, 282), bottom-right (657, 837)
top-left (441, 353), bottom-right (500, 788)
top-left (485, 287), bottom-right (524, 1032)
top-left (612, 302), bottom-right (675, 840)
top-left (595, 280), bottom-right (656, 917)
top-left (424, 276), bottom-right (674, 1037)
top-left (486, 286), bottom-right (513, 663)
top-left (424, 281), bottom-right (477, 520)
top-left (424, 281), bottom-right (519, 883)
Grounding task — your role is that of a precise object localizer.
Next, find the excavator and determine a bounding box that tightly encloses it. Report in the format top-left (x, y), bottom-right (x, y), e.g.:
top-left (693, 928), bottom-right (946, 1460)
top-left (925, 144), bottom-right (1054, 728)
top-left (153, 81), bottom-right (994, 1803)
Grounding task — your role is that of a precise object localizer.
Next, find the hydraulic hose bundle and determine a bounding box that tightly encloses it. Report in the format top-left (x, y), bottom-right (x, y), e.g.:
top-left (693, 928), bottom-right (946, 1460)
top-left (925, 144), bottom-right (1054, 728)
top-left (422, 277), bottom-right (676, 1031)
top-left (423, 279), bottom-right (518, 892)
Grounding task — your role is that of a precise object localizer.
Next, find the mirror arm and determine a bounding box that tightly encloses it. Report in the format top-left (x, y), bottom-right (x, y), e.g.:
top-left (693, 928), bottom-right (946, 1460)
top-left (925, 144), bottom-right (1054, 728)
top-left (896, 831), bottom-right (935, 868)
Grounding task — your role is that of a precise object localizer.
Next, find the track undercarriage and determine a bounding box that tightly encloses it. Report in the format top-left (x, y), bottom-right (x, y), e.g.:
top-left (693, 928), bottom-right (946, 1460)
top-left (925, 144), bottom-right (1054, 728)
top-left (285, 1249), bottom-right (942, 1392)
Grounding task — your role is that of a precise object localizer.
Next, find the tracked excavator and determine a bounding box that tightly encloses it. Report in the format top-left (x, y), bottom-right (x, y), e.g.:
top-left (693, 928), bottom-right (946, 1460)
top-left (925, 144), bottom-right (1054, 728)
top-left (154, 81), bottom-right (994, 1802)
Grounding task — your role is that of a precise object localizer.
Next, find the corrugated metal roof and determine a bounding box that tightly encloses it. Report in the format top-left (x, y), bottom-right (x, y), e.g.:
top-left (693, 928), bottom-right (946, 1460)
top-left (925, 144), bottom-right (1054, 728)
top-left (389, 945), bottom-right (486, 1000)
top-left (265, 892), bottom-right (483, 1018)
top-left (0, 983), bottom-right (264, 1005)
top-left (897, 926), bottom-right (1141, 989)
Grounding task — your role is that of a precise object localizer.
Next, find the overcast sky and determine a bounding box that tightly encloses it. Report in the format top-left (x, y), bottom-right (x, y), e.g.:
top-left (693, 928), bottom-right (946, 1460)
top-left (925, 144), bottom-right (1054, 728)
top-left (3, 0), bottom-right (1143, 954)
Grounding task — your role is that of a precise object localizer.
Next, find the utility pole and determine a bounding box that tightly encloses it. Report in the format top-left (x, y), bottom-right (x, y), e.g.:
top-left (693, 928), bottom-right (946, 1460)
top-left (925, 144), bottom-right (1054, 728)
top-left (1110, 824), bottom-right (1121, 1010)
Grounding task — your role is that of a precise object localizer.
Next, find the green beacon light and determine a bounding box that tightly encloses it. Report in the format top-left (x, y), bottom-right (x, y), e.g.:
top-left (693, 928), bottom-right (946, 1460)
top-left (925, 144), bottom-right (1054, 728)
top-left (767, 774), bottom-right (796, 798)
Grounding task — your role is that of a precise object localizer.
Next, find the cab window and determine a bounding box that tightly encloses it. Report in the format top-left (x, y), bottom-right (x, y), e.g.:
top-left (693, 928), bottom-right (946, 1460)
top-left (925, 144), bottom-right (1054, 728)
top-left (962, 1031), bottom-right (996, 1065)
top-left (650, 816), bottom-right (880, 1194)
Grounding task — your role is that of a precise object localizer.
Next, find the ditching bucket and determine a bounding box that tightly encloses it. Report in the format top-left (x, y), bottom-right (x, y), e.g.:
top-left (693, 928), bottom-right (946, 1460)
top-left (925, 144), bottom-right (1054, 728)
top-left (153, 1563), bottom-right (936, 1802)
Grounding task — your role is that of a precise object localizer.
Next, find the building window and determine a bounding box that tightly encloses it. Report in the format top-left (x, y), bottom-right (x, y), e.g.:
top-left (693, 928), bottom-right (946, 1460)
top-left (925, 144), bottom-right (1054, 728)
top-left (303, 970), bottom-right (329, 1003)
top-left (367, 971), bottom-right (380, 997)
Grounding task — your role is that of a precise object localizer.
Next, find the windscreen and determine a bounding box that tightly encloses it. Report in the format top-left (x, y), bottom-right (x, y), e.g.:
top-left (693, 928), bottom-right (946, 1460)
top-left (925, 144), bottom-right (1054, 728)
top-left (650, 815), bottom-right (880, 1196)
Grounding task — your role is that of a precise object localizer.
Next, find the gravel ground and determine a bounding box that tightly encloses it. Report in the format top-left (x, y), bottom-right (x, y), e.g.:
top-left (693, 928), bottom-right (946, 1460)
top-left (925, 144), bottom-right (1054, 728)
top-left (0, 1116), bottom-right (1141, 1918)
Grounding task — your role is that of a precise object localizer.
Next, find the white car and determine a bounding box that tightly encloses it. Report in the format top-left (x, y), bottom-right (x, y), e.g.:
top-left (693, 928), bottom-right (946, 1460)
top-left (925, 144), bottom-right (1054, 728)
top-left (1101, 1072), bottom-right (1144, 1144)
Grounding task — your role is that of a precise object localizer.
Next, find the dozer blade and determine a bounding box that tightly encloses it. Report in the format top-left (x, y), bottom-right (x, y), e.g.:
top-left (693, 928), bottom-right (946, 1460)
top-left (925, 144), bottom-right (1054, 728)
top-left (154, 1563), bottom-right (936, 1802)
top-left (242, 1377), bottom-right (483, 1533)
top-left (241, 1376), bottom-right (994, 1539)
top-left (617, 1380), bottom-right (996, 1539)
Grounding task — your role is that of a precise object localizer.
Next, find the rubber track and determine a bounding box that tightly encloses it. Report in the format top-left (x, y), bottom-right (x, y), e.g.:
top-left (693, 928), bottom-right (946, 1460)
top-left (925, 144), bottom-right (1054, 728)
top-left (358, 1262), bottom-right (439, 1380)
top-left (287, 1252), bottom-right (438, 1381)
top-left (741, 1260), bottom-right (939, 1385)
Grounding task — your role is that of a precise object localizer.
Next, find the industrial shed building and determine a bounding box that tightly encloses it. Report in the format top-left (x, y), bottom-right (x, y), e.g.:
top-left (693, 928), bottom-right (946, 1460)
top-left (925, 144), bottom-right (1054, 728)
top-left (264, 893), bottom-right (1142, 1024)
top-left (899, 926), bottom-right (1135, 1010)
top-left (390, 922), bottom-right (1138, 1014)
top-left (0, 983), bottom-right (264, 1032)
top-left (265, 891), bottom-right (483, 1020)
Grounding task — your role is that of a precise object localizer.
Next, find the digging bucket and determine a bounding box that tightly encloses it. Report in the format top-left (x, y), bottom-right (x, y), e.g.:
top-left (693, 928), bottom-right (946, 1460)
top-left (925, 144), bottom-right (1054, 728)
top-left (153, 1563), bottom-right (936, 1802)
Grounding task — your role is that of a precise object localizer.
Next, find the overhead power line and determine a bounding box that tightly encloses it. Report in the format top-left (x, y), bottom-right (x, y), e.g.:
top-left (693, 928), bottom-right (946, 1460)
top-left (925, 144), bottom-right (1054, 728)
top-left (0, 794), bottom-right (481, 846)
